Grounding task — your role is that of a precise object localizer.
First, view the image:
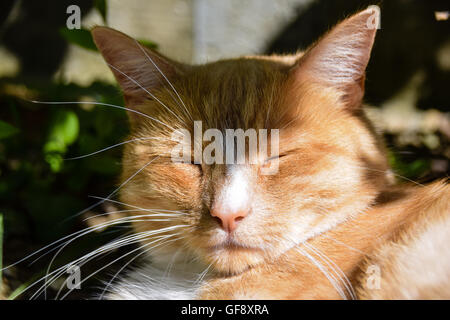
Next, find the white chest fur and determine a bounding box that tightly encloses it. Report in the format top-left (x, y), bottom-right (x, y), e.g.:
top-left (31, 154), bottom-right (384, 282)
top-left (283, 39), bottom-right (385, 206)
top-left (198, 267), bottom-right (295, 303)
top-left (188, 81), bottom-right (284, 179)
top-left (104, 253), bottom-right (208, 300)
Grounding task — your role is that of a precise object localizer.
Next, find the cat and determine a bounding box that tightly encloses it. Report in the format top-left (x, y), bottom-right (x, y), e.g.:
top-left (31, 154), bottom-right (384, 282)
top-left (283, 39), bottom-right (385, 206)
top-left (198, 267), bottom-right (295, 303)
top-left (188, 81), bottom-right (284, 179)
top-left (90, 7), bottom-right (450, 299)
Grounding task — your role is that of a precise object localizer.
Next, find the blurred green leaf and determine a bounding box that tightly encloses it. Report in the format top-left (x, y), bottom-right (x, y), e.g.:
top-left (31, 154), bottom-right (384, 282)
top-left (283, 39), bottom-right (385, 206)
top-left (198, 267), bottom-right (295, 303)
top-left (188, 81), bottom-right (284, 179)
top-left (406, 159), bottom-right (430, 177)
top-left (0, 120), bottom-right (19, 140)
top-left (7, 273), bottom-right (43, 300)
top-left (44, 110), bottom-right (79, 172)
top-left (94, 0), bottom-right (107, 23)
top-left (138, 39), bottom-right (158, 50)
top-left (7, 282), bottom-right (28, 300)
top-left (45, 153), bottom-right (63, 172)
top-left (388, 151), bottom-right (430, 180)
top-left (46, 110), bottom-right (79, 147)
top-left (59, 28), bottom-right (98, 52)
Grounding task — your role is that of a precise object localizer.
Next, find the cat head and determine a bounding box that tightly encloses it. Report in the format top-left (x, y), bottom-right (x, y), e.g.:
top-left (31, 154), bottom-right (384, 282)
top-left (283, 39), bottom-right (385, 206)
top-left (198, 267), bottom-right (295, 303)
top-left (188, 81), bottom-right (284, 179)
top-left (92, 7), bottom-right (390, 274)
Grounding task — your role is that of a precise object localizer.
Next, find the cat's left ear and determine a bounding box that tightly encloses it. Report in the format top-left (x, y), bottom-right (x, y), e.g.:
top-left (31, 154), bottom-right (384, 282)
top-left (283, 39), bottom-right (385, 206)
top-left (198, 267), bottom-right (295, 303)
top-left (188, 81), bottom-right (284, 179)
top-left (292, 7), bottom-right (380, 109)
top-left (92, 26), bottom-right (183, 115)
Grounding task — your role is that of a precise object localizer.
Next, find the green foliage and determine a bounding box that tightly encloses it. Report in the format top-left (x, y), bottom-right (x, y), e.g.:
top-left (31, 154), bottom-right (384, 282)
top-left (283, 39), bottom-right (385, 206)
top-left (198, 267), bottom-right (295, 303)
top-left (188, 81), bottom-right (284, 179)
top-left (388, 151), bottom-right (431, 180)
top-left (0, 120), bottom-right (19, 140)
top-left (7, 282), bottom-right (30, 300)
top-left (0, 1), bottom-right (162, 291)
top-left (137, 39), bottom-right (158, 50)
top-left (44, 110), bottom-right (80, 172)
top-left (0, 81), bottom-right (128, 243)
top-left (59, 28), bottom-right (98, 52)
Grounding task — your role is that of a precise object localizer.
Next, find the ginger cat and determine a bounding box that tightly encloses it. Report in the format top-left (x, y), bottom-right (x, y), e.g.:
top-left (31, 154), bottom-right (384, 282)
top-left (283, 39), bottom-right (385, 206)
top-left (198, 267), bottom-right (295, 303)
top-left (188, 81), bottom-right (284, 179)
top-left (91, 8), bottom-right (450, 299)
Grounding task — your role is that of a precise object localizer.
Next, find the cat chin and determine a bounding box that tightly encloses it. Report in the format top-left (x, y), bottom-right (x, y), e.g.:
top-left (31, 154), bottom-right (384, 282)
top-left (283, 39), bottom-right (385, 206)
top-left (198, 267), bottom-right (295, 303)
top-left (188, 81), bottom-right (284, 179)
top-left (199, 232), bottom-right (310, 274)
top-left (204, 247), bottom-right (266, 275)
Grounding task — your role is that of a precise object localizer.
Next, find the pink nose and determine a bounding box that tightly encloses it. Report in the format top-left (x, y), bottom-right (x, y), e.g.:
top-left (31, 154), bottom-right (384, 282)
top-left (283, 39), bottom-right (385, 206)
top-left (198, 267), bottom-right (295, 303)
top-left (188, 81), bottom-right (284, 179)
top-left (211, 208), bottom-right (248, 233)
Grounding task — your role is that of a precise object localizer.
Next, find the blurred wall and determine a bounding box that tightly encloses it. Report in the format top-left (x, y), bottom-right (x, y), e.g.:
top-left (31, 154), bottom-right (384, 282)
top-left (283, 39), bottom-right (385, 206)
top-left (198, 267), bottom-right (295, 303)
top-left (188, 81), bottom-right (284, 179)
top-left (62, 0), bottom-right (312, 85)
top-left (60, 0), bottom-right (194, 85)
top-left (0, 0), bottom-right (312, 86)
top-left (192, 0), bottom-right (311, 63)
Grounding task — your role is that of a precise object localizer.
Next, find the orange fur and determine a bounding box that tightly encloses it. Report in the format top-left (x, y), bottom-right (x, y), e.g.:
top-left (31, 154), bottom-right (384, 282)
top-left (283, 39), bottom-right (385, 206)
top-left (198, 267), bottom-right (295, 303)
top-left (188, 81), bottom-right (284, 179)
top-left (92, 8), bottom-right (450, 299)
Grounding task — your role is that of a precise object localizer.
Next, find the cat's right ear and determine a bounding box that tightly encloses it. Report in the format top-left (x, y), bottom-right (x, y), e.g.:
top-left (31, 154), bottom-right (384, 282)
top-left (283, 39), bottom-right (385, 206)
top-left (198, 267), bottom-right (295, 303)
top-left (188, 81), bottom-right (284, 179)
top-left (92, 27), bottom-right (183, 116)
top-left (290, 7), bottom-right (379, 110)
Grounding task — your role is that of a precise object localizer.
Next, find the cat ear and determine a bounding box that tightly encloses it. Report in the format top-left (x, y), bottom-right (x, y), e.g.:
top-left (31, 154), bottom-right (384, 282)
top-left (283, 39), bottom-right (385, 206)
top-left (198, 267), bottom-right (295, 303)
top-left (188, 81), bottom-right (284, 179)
top-left (92, 26), bottom-right (182, 108)
top-left (292, 7), bottom-right (379, 109)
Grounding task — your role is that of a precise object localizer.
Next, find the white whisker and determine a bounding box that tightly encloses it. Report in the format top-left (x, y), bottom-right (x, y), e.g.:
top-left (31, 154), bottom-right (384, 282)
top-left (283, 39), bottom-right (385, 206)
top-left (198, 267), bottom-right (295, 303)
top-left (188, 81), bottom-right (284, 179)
top-left (303, 242), bottom-right (356, 300)
top-left (106, 63), bottom-right (184, 125)
top-left (88, 196), bottom-right (189, 216)
top-left (66, 155), bottom-right (160, 223)
top-left (30, 225), bottom-right (188, 299)
top-left (64, 137), bottom-right (165, 160)
top-left (98, 233), bottom-right (184, 300)
top-left (135, 40), bottom-right (193, 122)
top-left (297, 246), bottom-right (347, 300)
top-left (30, 100), bottom-right (173, 130)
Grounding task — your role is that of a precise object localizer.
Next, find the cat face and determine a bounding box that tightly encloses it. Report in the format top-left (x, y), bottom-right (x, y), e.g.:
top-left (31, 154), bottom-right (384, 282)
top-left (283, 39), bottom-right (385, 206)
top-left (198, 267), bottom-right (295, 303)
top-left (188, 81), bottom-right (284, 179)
top-left (93, 8), bottom-right (390, 275)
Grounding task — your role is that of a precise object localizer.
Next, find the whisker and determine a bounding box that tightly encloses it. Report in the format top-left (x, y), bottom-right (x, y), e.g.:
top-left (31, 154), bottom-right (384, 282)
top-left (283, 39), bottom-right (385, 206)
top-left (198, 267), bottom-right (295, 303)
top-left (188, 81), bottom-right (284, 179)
top-left (83, 209), bottom-right (184, 222)
top-left (43, 221), bottom-right (186, 284)
top-left (163, 247), bottom-right (183, 279)
top-left (193, 262), bottom-right (213, 285)
top-left (64, 137), bottom-right (166, 160)
top-left (321, 234), bottom-right (369, 256)
top-left (98, 233), bottom-right (184, 300)
top-left (56, 239), bottom-right (151, 300)
top-left (30, 225), bottom-right (188, 299)
top-left (297, 246), bottom-right (347, 300)
top-left (37, 225), bottom-right (158, 299)
top-left (1, 214), bottom-right (153, 272)
top-left (65, 155), bottom-right (160, 223)
top-left (348, 163), bottom-right (425, 187)
top-left (106, 63), bottom-right (184, 125)
top-left (29, 100), bottom-right (173, 130)
top-left (59, 233), bottom-right (185, 300)
top-left (88, 196), bottom-right (189, 216)
top-left (135, 40), bottom-right (193, 122)
top-left (303, 242), bottom-right (356, 300)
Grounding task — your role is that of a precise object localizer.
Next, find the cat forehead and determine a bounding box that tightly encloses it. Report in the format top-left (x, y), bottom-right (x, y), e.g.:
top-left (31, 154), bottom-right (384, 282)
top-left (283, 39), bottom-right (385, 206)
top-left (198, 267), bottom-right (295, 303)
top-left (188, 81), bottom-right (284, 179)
top-left (174, 57), bottom-right (293, 128)
top-left (182, 57), bottom-right (290, 90)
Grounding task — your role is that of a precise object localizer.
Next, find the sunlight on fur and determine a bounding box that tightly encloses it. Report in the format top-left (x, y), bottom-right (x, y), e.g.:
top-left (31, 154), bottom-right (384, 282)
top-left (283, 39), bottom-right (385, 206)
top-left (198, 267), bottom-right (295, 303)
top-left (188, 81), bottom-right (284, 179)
top-left (87, 7), bottom-right (450, 300)
top-left (15, 7), bottom-right (448, 300)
